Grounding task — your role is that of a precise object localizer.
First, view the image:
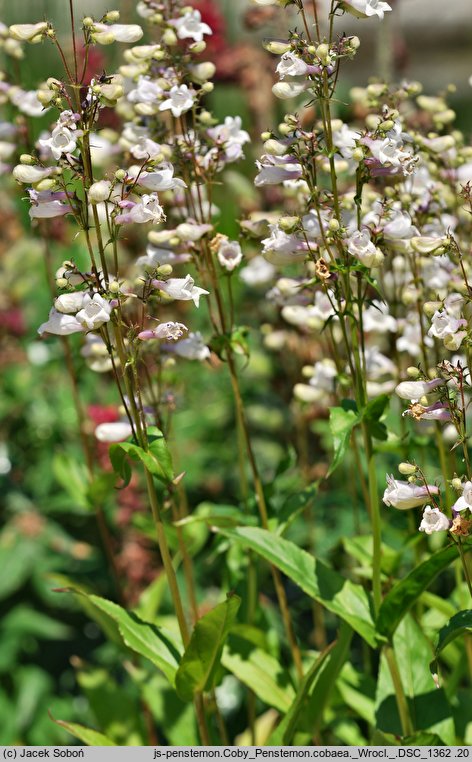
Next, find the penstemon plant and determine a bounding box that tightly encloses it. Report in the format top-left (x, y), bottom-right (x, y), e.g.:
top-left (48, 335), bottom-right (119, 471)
top-left (2, 0), bottom-right (472, 747)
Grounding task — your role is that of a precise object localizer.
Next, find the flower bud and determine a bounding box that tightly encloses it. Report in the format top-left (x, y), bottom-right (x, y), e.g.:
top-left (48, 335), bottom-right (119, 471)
top-left (423, 300), bottom-right (442, 318)
top-left (36, 178), bottom-right (56, 191)
top-left (199, 111), bottom-right (213, 125)
top-left (89, 180), bottom-right (112, 203)
top-left (452, 478), bottom-right (462, 491)
top-left (261, 131), bottom-right (272, 141)
top-left (37, 89), bottom-right (55, 106)
top-left (349, 36), bottom-right (360, 50)
top-left (83, 17), bottom-right (94, 27)
top-left (262, 39), bottom-right (291, 55)
top-left (406, 366), bottom-right (421, 378)
top-left (189, 41), bottom-right (206, 53)
top-left (20, 154), bottom-right (35, 165)
top-left (201, 82), bottom-right (214, 93)
top-left (157, 264), bottom-right (173, 276)
top-left (352, 147), bottom-right (364, 161)
top-left (399, 463), bottom-right (417, 476)
top-left (115, 169), bottom-right (127, 181)
top-left (109, 280), bottom-right (121, 293)
top-left (105, 10), bottom-right (120, 21)
top-left (316, 43), bottom-right (330, 65)
top-left (189, 62), bottom-right (216, 83)
top-left (263, 138), bottom-right (287, 156)
top-left (56, 278), bottom-right (68, 289)
top-left (278, 123), bottom-right (293, 136)
top-left (278, 216), bottom-right (299, 232)
top-left (162, 28), bottom-right (177, 46)
top-left (272, 81), bottom-right (306, 100)
top-left (328, 218), bottom-right (340, 232)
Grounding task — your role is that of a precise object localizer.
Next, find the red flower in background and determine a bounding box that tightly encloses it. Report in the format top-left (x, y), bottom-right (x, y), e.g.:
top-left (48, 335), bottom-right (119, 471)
top-left (193, 0), bottom-right (228, 58)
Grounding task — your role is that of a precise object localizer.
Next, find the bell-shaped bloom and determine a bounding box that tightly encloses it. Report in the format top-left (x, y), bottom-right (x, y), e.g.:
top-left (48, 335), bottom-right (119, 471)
top-left (127, 76), bottom-right (163, 104)
top-left (75, 294), bottom-right (112, 330)
top-left (217, 240), bottom-right (243, 271)
top-left (92, 23), bottom-right (143, 44)
top-left (38, 308), bottom-right (84, 336)
top-left (159, 85), bottom-right (195, 118)
top-left (255, 154), bottom-right (302, 187)
top-left (419, 506), bottom-right (450, 535)
top-left (39, 124), bottom-right (78, 160)
top-left (341, 0), bottom-right (392, 20)
top-left (28, 190), bottom-right (72, 219)
top-left (347, 230), bottom-right (383, 268)
top-left (152, 274), bottom-right (209, 307)
top-left (428, 310), bottom-right (467, 340)
top-left (55, 292), bottom-right (86, 314)
top-left (95, 421), bottom-right (133, 443)
top-left (138, 322), bottom-right (188, 341)
top-left (170, 10), bottom-right (212, 42)
top-left (115, 194), bottom-right (165, 225)
top-left (451, 481), bottom-right (472, 513)
top-left (383, 474), bottom-right (439, 510)
top-left (137, 162), bottom-right (186, 192)
top-left (166, 332), bottom-right (210, 361)
top-left (276, 52), bottom-right (309, 79)
top-left (395, 378), bottom-right (444, 401)
top-left (403, 401), bottom-right (451, 423)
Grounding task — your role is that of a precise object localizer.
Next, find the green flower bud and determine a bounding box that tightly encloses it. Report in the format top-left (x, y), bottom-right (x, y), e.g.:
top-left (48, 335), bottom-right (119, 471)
top-left (399, 463), bottom-right (417, 476)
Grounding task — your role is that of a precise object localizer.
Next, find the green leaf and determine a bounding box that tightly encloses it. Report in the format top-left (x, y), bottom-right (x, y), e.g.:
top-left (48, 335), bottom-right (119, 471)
top-left (362, 394), bottom-right (389, 441)
top-left (86, 595), bottom-right (182, 686)
top-left (327, 403), bottom-right (359, 477)
top-left (376, 544), bottom-right (462, 641)
top-left (109, 427), bottom-right (174, 487)
top-left (52, 718), bottom-right (116, 746)
top-left (175, 595), bottom-right (241, 701)
top-left (430, 609), bottom-right (472, 674)
top-left (268, 624), bottom-right (352, 745)
top-left (376, 616), bottom-right (454, 745)
top-left (222, 633), bottom-right (295, 712)
top-left (217, 527), bottom-right (376, 646)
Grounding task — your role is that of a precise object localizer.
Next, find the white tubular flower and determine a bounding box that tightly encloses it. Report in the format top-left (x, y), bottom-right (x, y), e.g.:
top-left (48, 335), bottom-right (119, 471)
top-left (55, 292), bottom-right (86, 314)
top-left (159, 85), bottom-right (195, 118)
top-left (395, 378), bottom-right (444, 401)
top-left (127, 76), bottom-right (163, 104)
top-left (240, 256), bottom-right (276, 286)
top-left (40, 124), bottom-right (77, 160)
top-left (92, 23), bottom-right (143, 44)
top-left (130, 137), bottom-right (163, 160)
top-left (261, 225), bottom-right (307, 265)
top-left (332, 124), bottom-right (361, 159)
top-left (272, 81), bottom-right (308, 100)
top-left (10, 89), bottom-right (46, 117)
top-left (428, 310), bottom-right (467, 340)
top-left (139, 322), bottom-right (188, 341)
top-left (28, 190), bottom-right (71, 219)
top-left (95, 421), bottom-right (133, 443)
top-left (169, 332), bottom-right (211, 361)
top-left (255, 155), bottom-right (302, 186)
top-left (451, 481), bottom-right (472, 512)
top-left (80, 335), bottom-right (113, 373)
top-left (171, 10), bottom-right (212, 42)
top-left (38, 308), bottom-right (84, 337)
top-left (13, 165), bottom-right (56, 185)
top-left (138, 162), bottom-right (186, 192)
top-left (89, 180), bottom-right (112, 204)
top-left (9, 22), bottom-right (48, 41)
top-left (217, 240), bottom-right (243, 271)
top-left (308, 360), bottom-right (337, 392)
top-left (116, 194), bottom-right (165, 225)
top-left (383, 475), bottom-right (439, 510)
top-left (154, 274), bottom-right (209, 307)
top-left (419, 506), bottom-right (450, 535)
top-left (362, 301), bottom-right (397, 333)
top-left (347, 230), bottom-right (383, 267)
top-left (76, 294), bottom-right (112, 330)
top-left (342, 0), bottom-right (392, 20)
top-left (276, 52), bottom-right (309, 79)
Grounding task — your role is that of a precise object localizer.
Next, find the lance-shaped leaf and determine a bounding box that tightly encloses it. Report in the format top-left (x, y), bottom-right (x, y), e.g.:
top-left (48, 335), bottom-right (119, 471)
top-left (109, 426), bottom-right (174, 487)
top-left (327, 403), bottom-right (359, 477)
top-left (216, 527), bottom-right (376, 646)
top-left (430, 609), bottom-right (472, 676)
top-left (376, 544), bottom-right (464, 641)
top-left (175, 595), bottom-right (241, 701)
top-left (52, 718), bottom-right (116, 746)
top-left (268, 624), bottom-right (352, 745)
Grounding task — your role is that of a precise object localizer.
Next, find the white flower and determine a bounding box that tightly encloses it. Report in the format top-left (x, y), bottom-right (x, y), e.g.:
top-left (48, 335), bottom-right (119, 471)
top-left (452, 481), bottom-right (472, 512)
top-left (332, 124), bottom-right (361, 159)
top-left (383, 474), bottom-right (439, 510)
top-left (89, 180), bottom-right (112, 204)
top-left (130, 136), bottom-right (163, 160)
top-left (28, 190), bottom-right (71, 219)
top-left (419, 506), bottom-right (450, 535)
top-left (116, 194), bottom-right (165, 225)
top-left (13, 165), bottom-right (56, 185)
top-left (95, 421), bottom-right (133, 443)
top-left (138, 162), bottom-right (186, 192)
top-left (40, 124), bottom-right (77, 160)
top-left (342, 0), bottom-right (392, 20)
top-left (308, 360), bottom-right (337, 392)
top-left (159, 85), bottom-right (195, 118)
top-left (362, 301), bottom-right (397, 333)
top-left (395, 378), bottom-right (444, 401)
top-left (171, 10), bottom-right (212, 42)
top-left (80, 335), bottom-right (113, 373)
top-left (217, 240), bottom-right (243, 271)
top-left (170, 332), bottom-right (211, 361)
top-left (428, 310), bottom-right (467, 340)
top-left (240, 256), bottom-right (276, 286)
top-left (10, 89), bottom-right (46, 117)
top-left (76, 294), bottom-right (112, 330)
top-left (155, 274), bottom-right (209, 307)
top-left (55, 292), bottom-right (86, 314)
top-left (272, 81), bottom-right (308, 100)
top-left (9, 22), bottom-right (48, 41)
top-left (92, 23), bottom-right (143, 44)
top-left (138, 322), bottom-right (188, 341)
top-left (255, 155), bottom-right (302, 186)
top-left (347, 230), bottom-right (383, 267)
top-left (262, 224), bottom-right (307, 265)
top-left (276, 52), bottom-right (309, 79)
top-left (127, 76), bottom-right (163, 104)
top-left (38, 308), bottom-right (84, 336)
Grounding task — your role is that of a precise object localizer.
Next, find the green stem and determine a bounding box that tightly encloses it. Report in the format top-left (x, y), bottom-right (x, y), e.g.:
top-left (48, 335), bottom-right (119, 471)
top-left (384, 646), bottom-right (414, 736)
